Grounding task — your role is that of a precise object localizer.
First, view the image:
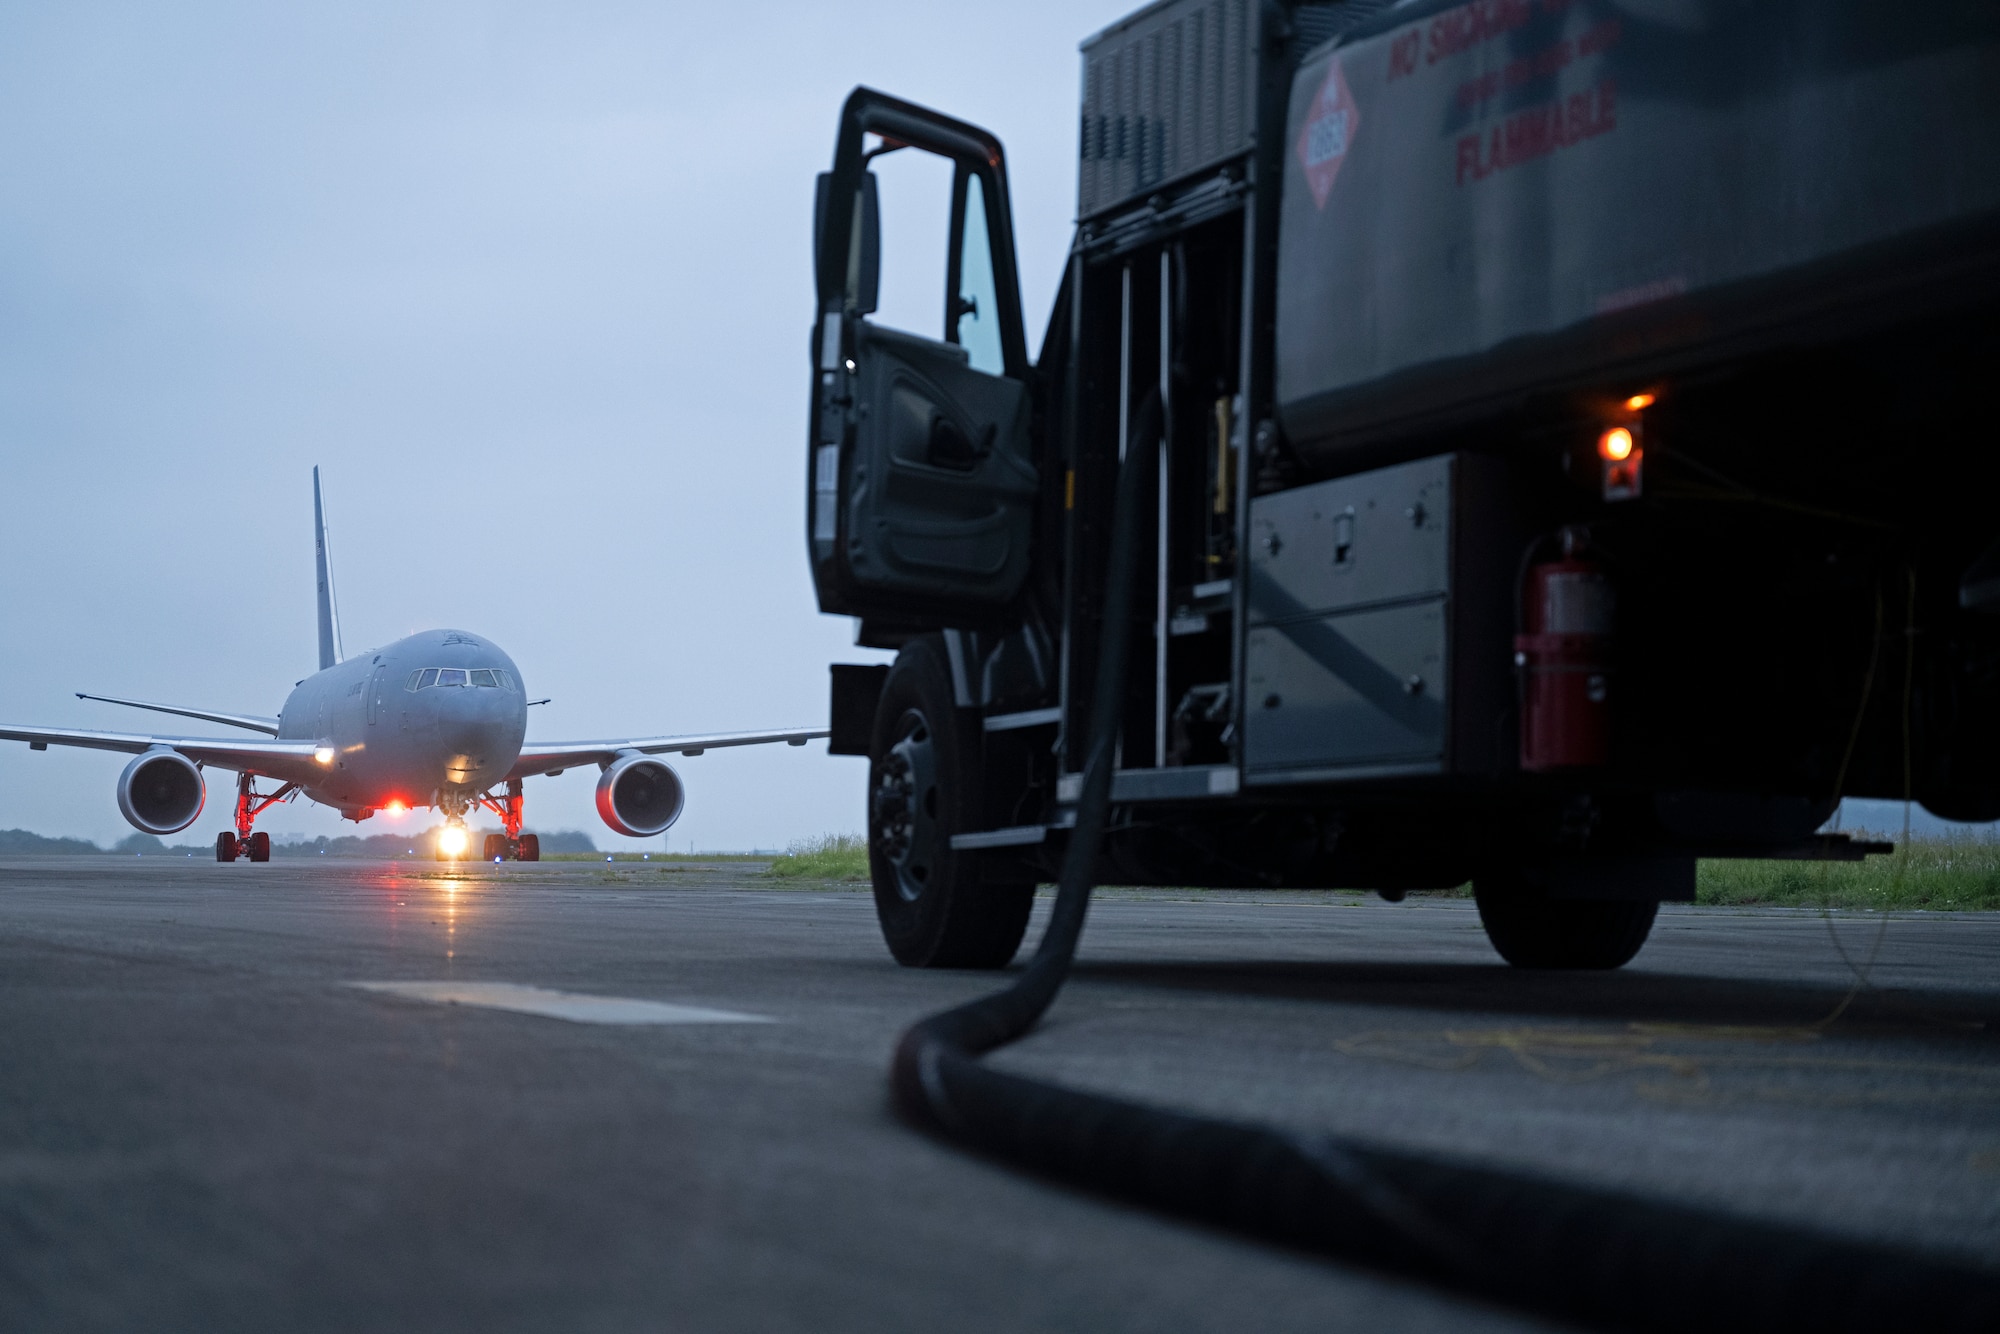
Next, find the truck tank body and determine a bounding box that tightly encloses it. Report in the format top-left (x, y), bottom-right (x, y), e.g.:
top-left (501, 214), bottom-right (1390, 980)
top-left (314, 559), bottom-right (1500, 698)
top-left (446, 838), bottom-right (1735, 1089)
top-left (1274, 0), bottom-right (2000, 455)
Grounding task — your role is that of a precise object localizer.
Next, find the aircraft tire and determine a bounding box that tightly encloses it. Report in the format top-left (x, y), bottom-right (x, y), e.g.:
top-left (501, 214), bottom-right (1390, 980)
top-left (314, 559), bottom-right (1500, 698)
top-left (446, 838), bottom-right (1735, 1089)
top-left (867, 636), bottom-right (1032, 970)
top-left (247, 832), bottom-right (271, 862)
top-left (517, 833), bottom-right (539, 862)
top-left (1473, 872), bottom-right (1657, 969)
top-left (215, 832), bottom-right (238, 863)
top-left (483, 834), bottom-right (506, 862)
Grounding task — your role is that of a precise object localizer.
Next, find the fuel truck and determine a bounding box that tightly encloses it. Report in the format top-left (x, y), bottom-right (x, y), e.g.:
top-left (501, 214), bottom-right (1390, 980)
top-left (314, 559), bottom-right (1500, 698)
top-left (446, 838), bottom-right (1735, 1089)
top-left (804, 0), bottom-right (2000, 970)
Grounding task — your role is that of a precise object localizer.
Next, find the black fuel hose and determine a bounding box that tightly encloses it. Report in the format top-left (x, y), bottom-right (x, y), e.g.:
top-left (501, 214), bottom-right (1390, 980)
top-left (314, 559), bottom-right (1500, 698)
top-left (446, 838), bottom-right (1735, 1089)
top-left (889, 396), bottom-right (2000, 1332)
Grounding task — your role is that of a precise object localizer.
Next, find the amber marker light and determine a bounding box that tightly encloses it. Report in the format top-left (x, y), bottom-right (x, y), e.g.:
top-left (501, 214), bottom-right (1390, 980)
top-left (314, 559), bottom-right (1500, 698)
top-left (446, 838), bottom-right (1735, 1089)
top-left (314, 746), bottom-right (336, 765)
top-left (1624, 393), bottom-right (1656, 411)
top-left (1599, 426), bottom-right (1635, 462)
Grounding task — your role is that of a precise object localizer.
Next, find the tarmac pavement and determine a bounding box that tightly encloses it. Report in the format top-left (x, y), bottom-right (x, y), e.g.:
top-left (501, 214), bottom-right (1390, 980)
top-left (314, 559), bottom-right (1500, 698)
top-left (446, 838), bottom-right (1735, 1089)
top-left (1, 855), bottom-right (1996, 1332)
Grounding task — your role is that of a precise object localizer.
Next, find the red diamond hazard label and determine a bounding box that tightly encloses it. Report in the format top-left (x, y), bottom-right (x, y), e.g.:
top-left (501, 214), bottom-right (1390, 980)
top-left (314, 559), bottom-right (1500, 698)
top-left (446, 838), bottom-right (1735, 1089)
top-left (1297, 59), bottom-right (1359, 209)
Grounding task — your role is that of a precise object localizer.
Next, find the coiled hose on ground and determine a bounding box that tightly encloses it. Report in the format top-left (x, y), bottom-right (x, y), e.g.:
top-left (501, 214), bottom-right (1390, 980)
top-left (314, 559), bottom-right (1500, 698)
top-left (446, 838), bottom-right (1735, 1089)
top-left (889, 393), bottom-right (2000, 1332)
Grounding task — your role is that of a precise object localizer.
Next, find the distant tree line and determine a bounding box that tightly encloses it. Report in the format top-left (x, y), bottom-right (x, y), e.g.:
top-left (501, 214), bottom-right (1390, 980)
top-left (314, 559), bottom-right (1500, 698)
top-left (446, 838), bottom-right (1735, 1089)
top-left (0, 829), bottom-right (104, 855)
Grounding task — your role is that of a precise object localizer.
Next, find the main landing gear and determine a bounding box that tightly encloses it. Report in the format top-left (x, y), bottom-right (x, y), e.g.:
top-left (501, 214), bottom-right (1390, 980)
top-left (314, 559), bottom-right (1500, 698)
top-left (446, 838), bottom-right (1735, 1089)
top-left (480, 832), bottom-right (539, 862)
top-left (469, 779), bottom-right (539, 862)
top-left (215, 773), bottom-right (294, 863)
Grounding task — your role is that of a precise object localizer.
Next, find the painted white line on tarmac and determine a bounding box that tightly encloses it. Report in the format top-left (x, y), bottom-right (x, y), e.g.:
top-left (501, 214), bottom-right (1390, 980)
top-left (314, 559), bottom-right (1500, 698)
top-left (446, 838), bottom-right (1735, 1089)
top-left (350, 981), bottom-right (773, 1026)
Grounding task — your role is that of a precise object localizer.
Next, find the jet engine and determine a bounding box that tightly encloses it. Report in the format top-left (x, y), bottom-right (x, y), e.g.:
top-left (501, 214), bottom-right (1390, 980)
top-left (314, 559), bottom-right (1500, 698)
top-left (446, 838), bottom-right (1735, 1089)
top-left (595, 753), bottom-right (685, 837)
top-left (117, 747), bottom-right (206, 835)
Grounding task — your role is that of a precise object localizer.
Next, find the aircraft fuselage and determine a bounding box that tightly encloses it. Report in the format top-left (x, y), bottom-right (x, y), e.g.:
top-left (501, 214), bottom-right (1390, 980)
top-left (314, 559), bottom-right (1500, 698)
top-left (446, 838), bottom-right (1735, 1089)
top-left (277, 628), bottom-right (527, 818)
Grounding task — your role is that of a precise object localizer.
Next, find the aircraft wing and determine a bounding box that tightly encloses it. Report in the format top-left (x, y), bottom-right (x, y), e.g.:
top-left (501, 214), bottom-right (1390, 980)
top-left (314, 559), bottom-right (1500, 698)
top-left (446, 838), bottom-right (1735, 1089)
top-left (75, 692), bottom-right (281, 735)
top-left (506, 727), bottom-right (829, 781)
top-left (0, 724), bottom-right (328, 785)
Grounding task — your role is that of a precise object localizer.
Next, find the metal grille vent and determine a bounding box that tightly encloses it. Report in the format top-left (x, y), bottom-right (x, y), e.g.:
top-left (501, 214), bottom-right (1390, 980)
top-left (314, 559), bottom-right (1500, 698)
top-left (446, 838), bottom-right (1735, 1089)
top-left (1291, 0), bottom-right (1402, 53)
top-left (1078, 0), bottom-right (1255, 220)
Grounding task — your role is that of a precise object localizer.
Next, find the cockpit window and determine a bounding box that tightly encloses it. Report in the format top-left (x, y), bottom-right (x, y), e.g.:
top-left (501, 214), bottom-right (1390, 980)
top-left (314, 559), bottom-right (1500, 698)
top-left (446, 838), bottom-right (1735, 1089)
top-left (409, 666), bottom-right (508, 688)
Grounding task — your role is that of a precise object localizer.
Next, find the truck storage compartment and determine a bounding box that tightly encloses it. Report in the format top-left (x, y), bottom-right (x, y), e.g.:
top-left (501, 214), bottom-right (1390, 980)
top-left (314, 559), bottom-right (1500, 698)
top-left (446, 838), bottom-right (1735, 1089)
top-left (1244, 453), bottom-right (1520, 784)
top-left (1246, 602), bottom-right (1447, 774)
top-left (1275, 1), bottom-right (2000, 454)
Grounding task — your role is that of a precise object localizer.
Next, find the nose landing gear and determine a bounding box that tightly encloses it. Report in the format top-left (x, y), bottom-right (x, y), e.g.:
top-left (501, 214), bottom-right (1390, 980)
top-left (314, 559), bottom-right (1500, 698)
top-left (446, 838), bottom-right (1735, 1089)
top-left (215, 773), bottom-right (293, 862)
top-left (435, 819), bottom-right (471, 860)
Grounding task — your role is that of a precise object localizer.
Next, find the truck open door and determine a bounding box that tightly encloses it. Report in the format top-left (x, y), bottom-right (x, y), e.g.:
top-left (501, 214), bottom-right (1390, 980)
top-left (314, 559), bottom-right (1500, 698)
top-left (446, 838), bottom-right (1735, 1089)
top-left (808, 88), bottom-right (1036, 629)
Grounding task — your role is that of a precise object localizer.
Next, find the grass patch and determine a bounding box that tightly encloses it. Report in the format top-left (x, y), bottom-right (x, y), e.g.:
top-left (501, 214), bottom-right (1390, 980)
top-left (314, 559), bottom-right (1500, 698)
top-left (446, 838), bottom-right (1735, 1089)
top-left (542, 851), bottom-right (772, 863)
top-left (764, 834), bottom-right (869, 882)
top-left (624, 829), bottom-right (1998, 908)
top-left (1698, 834), bottom-right (2000, 911)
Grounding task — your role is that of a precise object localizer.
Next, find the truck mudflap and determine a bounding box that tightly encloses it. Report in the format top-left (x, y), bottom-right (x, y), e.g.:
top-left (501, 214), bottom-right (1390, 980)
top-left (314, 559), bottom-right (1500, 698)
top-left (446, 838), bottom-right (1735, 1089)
top-left (1276, 0), bottom-right (2000, 451)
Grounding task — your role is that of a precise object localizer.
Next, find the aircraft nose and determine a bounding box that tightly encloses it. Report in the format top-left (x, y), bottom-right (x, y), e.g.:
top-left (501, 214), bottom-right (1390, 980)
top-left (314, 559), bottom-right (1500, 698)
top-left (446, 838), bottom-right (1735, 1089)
top-left (435, 684), bottom-right (515, 781)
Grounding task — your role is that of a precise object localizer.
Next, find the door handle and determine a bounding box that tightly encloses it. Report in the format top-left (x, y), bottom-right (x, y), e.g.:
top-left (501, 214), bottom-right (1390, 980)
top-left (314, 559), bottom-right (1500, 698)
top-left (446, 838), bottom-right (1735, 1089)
top-left (928, 415), bottom-right (992, 471)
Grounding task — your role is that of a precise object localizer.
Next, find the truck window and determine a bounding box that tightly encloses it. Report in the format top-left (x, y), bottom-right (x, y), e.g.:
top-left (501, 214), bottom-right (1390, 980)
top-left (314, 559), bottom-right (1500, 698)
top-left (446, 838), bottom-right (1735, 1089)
top-left (952, 173), bottom-right (1004, 376)
top-left (864, 143), bottom-right (954, 343)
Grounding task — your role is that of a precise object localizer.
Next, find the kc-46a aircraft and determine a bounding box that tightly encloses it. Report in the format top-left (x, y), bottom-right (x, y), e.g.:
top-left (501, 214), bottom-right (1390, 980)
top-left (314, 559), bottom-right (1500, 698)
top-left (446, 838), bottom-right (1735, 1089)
top-left (0, 470), bottom-right (827, 862)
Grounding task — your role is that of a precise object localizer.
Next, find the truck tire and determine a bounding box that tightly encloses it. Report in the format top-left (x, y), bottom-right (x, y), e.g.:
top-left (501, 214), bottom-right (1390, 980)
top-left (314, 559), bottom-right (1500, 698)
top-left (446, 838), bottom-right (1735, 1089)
top-left (1473, 873), bottom-right (1657, 969)
top-left (868, 637), bottom-right (1032, 969)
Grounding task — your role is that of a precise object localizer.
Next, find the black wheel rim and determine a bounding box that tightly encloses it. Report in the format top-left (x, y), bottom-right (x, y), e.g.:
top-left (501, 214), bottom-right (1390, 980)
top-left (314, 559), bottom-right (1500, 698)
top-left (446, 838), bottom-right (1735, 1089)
top-left (872, 708), bottom-right (939, 903)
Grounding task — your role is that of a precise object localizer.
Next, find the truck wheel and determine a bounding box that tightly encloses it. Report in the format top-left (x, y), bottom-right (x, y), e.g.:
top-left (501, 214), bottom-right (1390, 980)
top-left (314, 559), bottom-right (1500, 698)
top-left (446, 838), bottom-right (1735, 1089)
top-left (1473, 873), bottom-right (1657, 969)
top-left (868, 637), bottom-right (1032, 969)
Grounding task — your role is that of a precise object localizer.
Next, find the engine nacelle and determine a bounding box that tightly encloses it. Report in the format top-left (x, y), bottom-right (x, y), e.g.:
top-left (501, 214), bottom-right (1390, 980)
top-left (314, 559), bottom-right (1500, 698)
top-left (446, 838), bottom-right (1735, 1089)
top-left (117, 747), bottom-right (206, 835)
top-left (595, 753), bottom-right (685, 837)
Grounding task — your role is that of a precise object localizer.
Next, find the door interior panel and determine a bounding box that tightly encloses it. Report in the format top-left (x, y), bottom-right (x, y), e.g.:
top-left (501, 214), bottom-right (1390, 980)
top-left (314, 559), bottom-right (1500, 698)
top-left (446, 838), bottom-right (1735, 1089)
top-left (844, 321), bottom-right (1034, 601)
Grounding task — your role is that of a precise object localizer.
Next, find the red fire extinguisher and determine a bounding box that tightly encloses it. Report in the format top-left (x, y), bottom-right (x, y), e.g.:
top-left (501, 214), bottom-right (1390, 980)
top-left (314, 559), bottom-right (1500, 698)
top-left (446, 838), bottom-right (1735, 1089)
top-left (1515, 526), bottom-right (1614, 770)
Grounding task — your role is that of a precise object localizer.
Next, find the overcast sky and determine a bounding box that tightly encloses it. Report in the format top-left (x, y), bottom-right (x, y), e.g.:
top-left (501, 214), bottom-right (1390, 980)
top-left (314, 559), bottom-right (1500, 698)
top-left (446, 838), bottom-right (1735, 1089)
top-left (0, 0), bottom-right (1135, 850)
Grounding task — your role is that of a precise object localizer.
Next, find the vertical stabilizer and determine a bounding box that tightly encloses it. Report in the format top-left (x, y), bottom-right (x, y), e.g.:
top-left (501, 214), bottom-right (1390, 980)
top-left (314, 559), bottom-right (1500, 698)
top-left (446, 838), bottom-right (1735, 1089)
top-left (313, 467), bottom-right (344, 671)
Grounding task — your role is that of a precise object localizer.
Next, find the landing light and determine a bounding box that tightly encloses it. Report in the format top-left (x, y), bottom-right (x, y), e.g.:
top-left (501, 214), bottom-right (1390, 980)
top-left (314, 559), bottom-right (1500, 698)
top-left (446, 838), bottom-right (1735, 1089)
top-left (384, 801), bottom-right (408, 816)
top-left (314, 747), bottom-right (336, 765)
top-left (437, 826), bottom-right (469, 858)
top-left (1598, 426), bottom-right (1635, 462)
top-left (1623, 393), bottom-right (1656, 412)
